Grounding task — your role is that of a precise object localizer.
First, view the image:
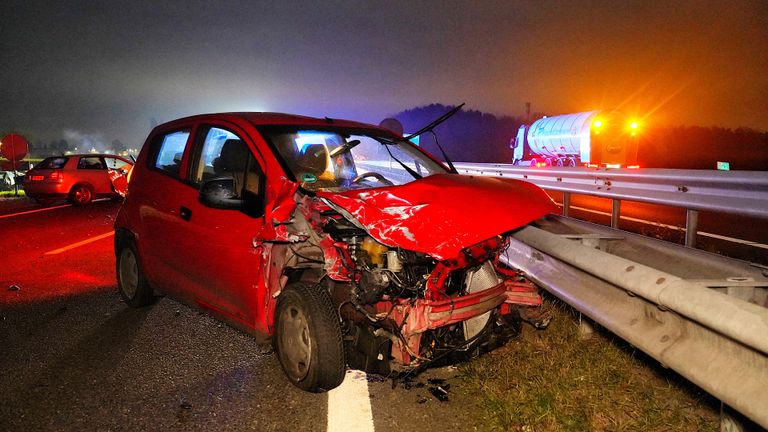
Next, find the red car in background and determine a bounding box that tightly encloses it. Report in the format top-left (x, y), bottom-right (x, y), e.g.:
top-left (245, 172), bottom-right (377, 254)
top-left (24, 154), bottom-right (133, 205)
top-left (114, 112), bottom-right (557, 392)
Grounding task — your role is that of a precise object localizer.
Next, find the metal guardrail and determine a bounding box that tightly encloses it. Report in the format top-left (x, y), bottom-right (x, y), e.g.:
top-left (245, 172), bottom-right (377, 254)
top-left (453, 163), bottom-right (768, 247)
top-left (503, 216), bottom-right (768, 429)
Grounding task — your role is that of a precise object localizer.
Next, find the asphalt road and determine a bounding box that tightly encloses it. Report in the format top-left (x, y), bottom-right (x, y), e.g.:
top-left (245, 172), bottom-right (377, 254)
top-left (0, 198), bottom-right (481, 432)
top-left (1, 192), bottom-right (764, 431)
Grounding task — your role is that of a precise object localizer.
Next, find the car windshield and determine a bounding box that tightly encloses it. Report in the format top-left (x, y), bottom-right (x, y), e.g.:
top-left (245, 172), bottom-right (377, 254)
top-left (262, 128), bottom-right (447, 192)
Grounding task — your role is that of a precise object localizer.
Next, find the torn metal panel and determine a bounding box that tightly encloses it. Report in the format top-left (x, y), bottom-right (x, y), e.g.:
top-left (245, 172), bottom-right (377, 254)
top-left (317, 173), bottom-right (558, 260)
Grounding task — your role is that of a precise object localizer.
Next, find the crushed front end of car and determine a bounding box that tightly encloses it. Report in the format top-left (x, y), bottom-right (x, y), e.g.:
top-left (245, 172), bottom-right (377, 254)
top-left (272, 172), bottom-right (558, 377)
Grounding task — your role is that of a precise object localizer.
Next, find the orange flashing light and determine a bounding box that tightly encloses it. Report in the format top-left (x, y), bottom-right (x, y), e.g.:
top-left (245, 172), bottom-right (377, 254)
top-left (627, 165), bottom-right (640, 169)
top-left (605, 163), bottom-right (622, 169)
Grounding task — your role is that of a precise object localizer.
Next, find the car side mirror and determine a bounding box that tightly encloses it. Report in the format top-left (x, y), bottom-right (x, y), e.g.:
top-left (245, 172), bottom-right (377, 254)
top-left (199, 177), bottom-right (243, 210)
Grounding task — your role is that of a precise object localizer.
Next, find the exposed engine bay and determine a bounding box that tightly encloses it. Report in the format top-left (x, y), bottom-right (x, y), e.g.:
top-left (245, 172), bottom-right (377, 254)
top-left (273, 187), bottom-right (553, 376)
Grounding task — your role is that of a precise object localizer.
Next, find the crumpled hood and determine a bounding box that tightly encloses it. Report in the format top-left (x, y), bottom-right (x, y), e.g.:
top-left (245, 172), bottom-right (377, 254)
top-left (316, 173), bottom-right (558, 260)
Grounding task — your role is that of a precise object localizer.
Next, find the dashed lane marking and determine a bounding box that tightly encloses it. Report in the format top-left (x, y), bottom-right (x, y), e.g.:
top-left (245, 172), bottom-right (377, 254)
top-left (0, 203), bottom-right (71, 219)
top-left (327, 370), bottom-right (375, 432)
top-left (565, 205), bottom-right (768, 250)
top-left (44, 231), bottom-right (115, 255)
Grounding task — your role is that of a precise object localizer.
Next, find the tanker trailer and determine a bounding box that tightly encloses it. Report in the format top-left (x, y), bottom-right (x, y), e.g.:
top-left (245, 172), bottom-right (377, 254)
top-left (511, 110), bottom-right (639, 167)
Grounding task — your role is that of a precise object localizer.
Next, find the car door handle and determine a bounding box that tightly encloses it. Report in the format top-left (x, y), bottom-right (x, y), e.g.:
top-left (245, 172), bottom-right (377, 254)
top-left (180, 206), bottom-right (192, 221)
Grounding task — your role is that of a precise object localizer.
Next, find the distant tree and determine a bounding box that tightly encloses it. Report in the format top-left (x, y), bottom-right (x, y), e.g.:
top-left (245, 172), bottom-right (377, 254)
top-left (111, 139), bottom-right (127, 154)
top-left (392, 104), bottom-right (522, 163)
top-left (53, 139), bottom-right (69, 154)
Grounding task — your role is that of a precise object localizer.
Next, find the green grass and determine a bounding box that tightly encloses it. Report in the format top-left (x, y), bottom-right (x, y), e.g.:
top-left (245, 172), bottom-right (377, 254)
top-left (460, 297), bottom-right (719, 431)
top-left (0, 189), bottom-right (25, 197)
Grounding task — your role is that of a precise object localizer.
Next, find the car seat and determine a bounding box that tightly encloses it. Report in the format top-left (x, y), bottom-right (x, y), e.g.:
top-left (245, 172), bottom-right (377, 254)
top-left (296, 144), bottom-right (328, 176)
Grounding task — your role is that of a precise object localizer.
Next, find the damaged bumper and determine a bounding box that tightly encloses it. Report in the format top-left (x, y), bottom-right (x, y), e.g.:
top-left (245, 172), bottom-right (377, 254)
top-left (377, 278), bottom-right (544, 365)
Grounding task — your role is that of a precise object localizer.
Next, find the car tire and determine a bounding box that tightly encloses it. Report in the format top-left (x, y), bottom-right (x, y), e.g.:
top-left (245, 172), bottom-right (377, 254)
top-left (116, 241), bottom-right (154, 307)
top-left (68, 184), bottom-right (93, 205)
top-left (274, 281), bottom-right (345, 392)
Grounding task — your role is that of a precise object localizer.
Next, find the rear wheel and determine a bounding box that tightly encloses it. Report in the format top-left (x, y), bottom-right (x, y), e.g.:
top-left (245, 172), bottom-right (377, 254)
top-left (116, 241), bottom-right (153, 307)
top-left (68, 184), bottom-right (93, 205)
top-left (274, 282), bottom-right (345, 392)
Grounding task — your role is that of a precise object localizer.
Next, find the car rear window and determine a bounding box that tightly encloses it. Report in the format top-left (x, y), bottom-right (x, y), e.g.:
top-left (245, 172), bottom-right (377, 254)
top-left (35, 157), bottom-right (68, 169)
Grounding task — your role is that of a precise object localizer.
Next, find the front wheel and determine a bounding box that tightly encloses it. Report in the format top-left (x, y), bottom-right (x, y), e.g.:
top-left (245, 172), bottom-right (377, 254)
top-left (274, 282), bottom-right (345, 392)
top-left (116, 241), bottom-right (154, 307)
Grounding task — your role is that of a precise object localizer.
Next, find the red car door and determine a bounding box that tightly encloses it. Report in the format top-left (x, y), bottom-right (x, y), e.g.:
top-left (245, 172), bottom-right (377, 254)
top-left (168, 122), bottom-right (268, 328)
top-left (133, 128), bottom-right (195, 292)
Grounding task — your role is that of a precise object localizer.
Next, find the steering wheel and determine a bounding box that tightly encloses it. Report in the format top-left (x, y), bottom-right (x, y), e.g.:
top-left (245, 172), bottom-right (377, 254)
top-left (352, 172), bottom-right (394, 186)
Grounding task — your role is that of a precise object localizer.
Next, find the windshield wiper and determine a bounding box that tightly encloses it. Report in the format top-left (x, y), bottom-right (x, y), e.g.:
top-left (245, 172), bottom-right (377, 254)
top-left (406, 103), bottom-right (464, 174)
top-left (383, 103), bottom-right (464, 174)
top-left (383, 142), bottom-right (422, 180)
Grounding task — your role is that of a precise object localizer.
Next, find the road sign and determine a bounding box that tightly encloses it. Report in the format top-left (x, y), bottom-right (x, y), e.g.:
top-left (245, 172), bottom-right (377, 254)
top-left (0, 133), bottom-right (29, 161)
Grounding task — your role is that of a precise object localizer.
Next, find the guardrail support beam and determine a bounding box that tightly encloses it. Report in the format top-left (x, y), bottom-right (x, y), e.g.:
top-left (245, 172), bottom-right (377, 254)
top-left (685, 209), bottom-right (699, 248)
top-left (611, 199), bottom-right (621, 229)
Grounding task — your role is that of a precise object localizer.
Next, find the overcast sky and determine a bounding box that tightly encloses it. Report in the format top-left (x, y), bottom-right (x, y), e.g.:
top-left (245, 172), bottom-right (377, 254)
top-left (1, 0), bottom-right (766, 147)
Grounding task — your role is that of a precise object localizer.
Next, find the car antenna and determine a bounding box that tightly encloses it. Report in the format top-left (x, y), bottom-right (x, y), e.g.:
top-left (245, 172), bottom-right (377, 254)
top-left (404, 103), bottom-right (464, 174)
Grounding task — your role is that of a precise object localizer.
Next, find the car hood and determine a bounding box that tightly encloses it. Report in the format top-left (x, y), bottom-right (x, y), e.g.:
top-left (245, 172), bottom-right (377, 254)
top-left (316, 173), bottom-right (558, 260)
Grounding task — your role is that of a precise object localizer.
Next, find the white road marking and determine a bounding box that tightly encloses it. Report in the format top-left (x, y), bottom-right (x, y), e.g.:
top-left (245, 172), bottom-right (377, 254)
top-left (565, 205), bottom-right (768, 250)
top-left (44, 231), bottom-right (115, 255)
top-left (0, 203), bottom-right (71, 219)
top-left (327, 370), bottom-right (375, 432)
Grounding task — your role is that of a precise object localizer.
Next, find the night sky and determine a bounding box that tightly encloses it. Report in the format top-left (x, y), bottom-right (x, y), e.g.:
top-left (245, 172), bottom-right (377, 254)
top-left (1, 0), bottom-right (766, 148)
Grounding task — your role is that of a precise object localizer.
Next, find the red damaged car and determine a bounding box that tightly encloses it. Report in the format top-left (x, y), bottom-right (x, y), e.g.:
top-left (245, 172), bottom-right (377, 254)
top-left (114, 112), bottom-right (557, 392)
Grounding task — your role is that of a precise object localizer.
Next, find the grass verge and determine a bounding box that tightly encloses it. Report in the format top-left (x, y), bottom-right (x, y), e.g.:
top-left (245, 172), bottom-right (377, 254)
top-left (0, 189), bottom-right (26, 197)
top-left (460, 296), bottom-right (719, 431)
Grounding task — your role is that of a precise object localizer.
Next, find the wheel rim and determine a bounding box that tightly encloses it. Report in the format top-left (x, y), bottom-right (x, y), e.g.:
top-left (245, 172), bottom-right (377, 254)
top-left (278, 304), bottom-right (312, 381)
top-left (119, 248), bottom-right (139, 299)
top-left (74, 187), bottom-right (91, 204)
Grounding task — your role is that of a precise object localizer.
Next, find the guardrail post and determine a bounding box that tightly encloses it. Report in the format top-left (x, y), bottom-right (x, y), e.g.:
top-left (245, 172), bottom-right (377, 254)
top-left (578, 313), bottom-right (595, 340)
top-left (562, 192), bottom-right (571, 217)
top-left (611, 199), bottom-right (621, 229)
top-left (685, 209), bottom-right (699, 248)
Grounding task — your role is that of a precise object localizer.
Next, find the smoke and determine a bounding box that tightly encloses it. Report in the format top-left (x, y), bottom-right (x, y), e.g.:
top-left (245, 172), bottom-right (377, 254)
top-left (63, 129), bottom-right (109, 154)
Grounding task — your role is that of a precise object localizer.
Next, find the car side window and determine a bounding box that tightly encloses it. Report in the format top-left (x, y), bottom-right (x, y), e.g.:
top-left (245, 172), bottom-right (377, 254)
top-left (105, 157), bottom-right (130, 170)
top-left (77, 157), bottom-right (106, 170)
top-left (191, 126), bottom-right (266, 215)
top-left (191, 127), bottom-right (245, 184)
top-left (152, 130), bottom-right (190, 176)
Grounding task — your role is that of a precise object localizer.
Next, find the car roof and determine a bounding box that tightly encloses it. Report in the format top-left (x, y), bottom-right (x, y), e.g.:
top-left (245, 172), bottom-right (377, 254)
top-left (158, 112), bottom-right (394, 132)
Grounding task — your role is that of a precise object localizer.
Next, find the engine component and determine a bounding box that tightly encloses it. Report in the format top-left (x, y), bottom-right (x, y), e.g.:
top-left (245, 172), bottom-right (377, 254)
top-left (361, 237), bottom-right (388, 266)
top-left (386, 250), bottom-right (402, 272)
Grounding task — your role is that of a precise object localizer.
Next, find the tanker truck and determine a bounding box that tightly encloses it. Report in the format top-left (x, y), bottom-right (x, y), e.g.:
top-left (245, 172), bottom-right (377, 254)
top-left (511, 110), bottom-right (640, 167)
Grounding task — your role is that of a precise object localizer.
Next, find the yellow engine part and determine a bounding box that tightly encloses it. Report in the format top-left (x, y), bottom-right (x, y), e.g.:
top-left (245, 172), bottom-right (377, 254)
top-left (361, 237), bottom-right (388, 265)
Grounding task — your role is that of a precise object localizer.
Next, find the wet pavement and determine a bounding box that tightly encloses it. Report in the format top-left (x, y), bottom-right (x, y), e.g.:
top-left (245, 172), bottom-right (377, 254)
top-left (0, 198), bottom-right (481, 431)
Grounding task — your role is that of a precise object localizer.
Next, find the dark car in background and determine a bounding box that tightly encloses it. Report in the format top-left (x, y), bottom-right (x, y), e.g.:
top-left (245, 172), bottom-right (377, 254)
top-left (24, 154), bottom-right (133, 205)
